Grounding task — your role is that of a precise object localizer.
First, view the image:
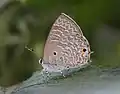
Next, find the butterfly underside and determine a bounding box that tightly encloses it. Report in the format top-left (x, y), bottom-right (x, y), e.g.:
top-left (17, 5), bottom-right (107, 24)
top-left (41, 13), bottom-right (91, 72)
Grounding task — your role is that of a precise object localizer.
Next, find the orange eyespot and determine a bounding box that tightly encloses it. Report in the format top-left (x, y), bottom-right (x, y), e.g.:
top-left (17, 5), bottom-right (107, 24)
top-left (83, 48), bottom-right (86, 52)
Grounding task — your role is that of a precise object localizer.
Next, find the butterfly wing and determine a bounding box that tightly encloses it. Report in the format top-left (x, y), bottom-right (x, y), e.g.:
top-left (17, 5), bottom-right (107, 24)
top-left (42, 13), bottom-right (91, 72)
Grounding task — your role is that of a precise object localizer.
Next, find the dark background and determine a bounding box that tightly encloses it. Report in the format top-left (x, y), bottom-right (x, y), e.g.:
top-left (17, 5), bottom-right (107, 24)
top-left (0, 0), bottom-right (120, 87)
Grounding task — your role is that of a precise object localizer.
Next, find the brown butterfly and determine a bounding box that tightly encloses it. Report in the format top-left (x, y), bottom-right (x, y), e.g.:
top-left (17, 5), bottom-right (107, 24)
top-left (40, 13), bottom-right (92, 72)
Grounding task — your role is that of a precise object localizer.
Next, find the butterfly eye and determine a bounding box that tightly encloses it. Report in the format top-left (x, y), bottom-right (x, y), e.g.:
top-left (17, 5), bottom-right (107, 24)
top-left (39, 58), bottom-right (42, 64)
top-left (83, 48), bottom-right (86, 52)
top-left (53, 51), bottom-right (57, 56)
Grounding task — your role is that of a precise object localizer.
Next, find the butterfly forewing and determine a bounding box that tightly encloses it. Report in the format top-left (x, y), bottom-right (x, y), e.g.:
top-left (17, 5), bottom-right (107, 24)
top-left (42, 13), bottom-right (91, 72)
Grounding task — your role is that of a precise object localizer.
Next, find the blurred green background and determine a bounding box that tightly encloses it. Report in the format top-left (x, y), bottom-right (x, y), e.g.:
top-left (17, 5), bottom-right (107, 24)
top-left (0, 0), bottom-right (120, 87)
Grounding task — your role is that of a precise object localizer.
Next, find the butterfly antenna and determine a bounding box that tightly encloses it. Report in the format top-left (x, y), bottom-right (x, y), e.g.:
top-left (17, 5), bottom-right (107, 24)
top-left (25, 46), bottom-right (34, 52)
top-left (25, 46), bottom-right (43, 66)
top-left (25, 46), bottom-right (40, 58)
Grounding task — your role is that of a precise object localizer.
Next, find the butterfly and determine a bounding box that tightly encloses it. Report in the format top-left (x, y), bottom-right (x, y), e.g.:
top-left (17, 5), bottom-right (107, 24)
top-left (39, 13), bottom-right (92, 73)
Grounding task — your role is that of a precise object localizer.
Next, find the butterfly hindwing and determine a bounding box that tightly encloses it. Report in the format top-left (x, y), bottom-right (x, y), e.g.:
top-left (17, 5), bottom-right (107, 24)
top-left (42, 13), bottom-right (91, 72)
